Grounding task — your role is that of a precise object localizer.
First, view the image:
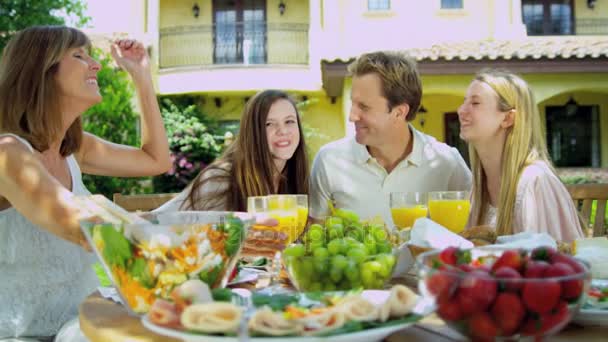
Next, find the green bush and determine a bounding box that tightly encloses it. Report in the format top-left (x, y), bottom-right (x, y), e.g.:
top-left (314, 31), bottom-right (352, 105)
top-left (81, 48), bottom-right (152, 198)
top-left (560, 175), bottom-right (596, 185)
top-left (152, 99), bottom-right (223, 193)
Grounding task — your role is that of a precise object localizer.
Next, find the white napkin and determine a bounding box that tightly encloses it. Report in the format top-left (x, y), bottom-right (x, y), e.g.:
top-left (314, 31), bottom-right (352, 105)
top-left (409, 218), bottom-right (474, 249)
top-left (392, 218), bottom-right (473, 277)
top-left (495, 232), bottom-right (557, 250)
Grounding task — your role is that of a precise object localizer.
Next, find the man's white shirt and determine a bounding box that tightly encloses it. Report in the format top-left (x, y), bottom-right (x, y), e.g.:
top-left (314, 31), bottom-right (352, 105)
top-left (309, 126), bottom-right (472, 230)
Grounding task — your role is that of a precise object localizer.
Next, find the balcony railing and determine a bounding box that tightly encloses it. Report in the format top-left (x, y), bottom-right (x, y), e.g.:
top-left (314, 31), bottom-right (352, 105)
top-left (159, 21), bottom-right (309, 69)
top-left (525, 17), bottom-right (608, 36)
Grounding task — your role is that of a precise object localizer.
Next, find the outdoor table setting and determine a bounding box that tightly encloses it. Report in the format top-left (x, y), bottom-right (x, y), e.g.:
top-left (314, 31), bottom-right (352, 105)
top-left (77, 194), bottom-right (608, 342)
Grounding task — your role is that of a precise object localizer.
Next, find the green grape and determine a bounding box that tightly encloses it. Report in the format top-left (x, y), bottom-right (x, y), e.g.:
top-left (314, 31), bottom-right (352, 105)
top-left (327, 239), bottom-right (347, 256)
top-left (344, 261), bottom-right (360, 282)
top-left (363, 260), bottom-right (383, 273)
top-left (363, 239), bottom-right (377, 255)
top-left (347, 240), bottom-right (366, 252)
top-left (329, 267), bottom-right (343, 283)
top-left (301, 258), bottom-right (314, 277)
top-left (306, 240), bottom-right (325, 254)
top-left (335, 208), bottom-right (359, 224)
top-left (377, 254), bottom-right (396, 273)
top-left (360, 267), bottom-right (374, 287)
top-left (376, 240), bottom-right (393, 254)
top-left (309, 282), bottom-right (322, 292)
top-left (343, 237), bottom-right (360, 247)
top-left (371, 226), bottom-right (388, 242)
top-left (313, 247), bottom-right (329, 259)
top-left (283, 243), bottom-right (306, 257)
top-left (324, 282), bottom-right (336, 292)
top-left (313, 257), bottom-right (329, 274)
top-left (325, 216), bottom-right (343, 227)
top-left (328, 223), bottom-right (344, 240)
top-left (347, 247), bottom-right (368, 264)
top-left (306, 224), bottom-right (325, 242)
top-left (331, 254), bottom-right (348, 270)
top-left (345, 227), bottom-right (365, 242)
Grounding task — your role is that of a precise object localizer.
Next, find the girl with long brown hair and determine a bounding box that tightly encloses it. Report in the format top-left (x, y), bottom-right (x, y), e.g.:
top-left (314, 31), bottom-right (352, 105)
top-left (158, 89), bottom-right (309, 212)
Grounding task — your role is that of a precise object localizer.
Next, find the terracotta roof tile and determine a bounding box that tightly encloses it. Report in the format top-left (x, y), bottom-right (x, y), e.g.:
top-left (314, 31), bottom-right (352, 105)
top-left (323, 37), bottom-right (608, 63)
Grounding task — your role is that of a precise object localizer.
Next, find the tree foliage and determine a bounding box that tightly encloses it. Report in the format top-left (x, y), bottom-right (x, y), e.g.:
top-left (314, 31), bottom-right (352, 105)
top-left (0, 0), bottom-right (89, 52)
top-left (152, 98), bottom-right (223, 193)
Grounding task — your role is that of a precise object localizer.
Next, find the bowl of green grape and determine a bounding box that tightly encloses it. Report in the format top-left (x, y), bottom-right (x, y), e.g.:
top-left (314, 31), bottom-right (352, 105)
top-left (282, 209), bottom-right (397, 291)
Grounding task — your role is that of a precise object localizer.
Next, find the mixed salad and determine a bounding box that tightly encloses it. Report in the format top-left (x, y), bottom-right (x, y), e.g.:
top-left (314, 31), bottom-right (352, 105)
top-left (86, 215), bottom-right (245, 313)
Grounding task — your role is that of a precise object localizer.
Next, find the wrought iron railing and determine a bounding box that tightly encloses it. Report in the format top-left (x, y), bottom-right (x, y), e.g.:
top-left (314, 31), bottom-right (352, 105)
top-left (159, 21), bottom-right (309, 68)
top-left (524, 17), bottom-right (608, 36)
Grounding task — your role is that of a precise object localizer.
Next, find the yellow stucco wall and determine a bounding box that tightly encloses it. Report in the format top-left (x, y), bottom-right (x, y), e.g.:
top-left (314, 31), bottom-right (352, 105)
top-left (267, 0), bottom-right (310, 64)
top-left (159, 0), bottom-right (213, 66)
top-left (575, 0), bottom-right (608, 19)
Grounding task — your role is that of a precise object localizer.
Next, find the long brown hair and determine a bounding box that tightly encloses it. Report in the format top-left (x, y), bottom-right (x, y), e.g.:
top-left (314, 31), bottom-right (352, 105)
top-left (182, 90), bottom-right (309, 211)
top-left (0, 26), bottom-right (90, 155)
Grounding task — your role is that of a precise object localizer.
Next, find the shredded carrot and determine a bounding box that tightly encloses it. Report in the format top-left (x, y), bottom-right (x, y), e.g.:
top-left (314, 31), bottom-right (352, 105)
top-left (113, 266), bottom-right (155, 309)
top-left (285, 306), bottom-right (307, 319)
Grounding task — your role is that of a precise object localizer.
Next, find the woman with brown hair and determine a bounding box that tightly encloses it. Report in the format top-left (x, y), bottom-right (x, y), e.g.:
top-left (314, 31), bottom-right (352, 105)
top-left (0, 26), bottom-right (171, 339)
top-left (157, 89), bottom-right (310, 213)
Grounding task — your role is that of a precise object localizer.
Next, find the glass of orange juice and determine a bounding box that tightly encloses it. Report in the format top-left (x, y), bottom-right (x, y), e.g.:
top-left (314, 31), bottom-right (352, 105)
top-left (266, 195), bottom-right (299, 245)
top-left (428, 191), bottom-right (471, 233)
top-left (390, 192), bottom-right (428, 231)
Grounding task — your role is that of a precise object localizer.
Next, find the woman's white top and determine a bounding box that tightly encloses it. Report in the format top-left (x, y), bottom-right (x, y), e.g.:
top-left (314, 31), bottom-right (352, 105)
top-left (0, 134), bottom-right (99, 338)
top-left (481, 160), bottom-right (584, 243)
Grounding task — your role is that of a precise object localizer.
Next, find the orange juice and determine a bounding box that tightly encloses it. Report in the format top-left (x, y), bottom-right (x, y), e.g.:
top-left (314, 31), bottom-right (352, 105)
top-left (269, 211), bottom-right (299, 245)
top-left (428, 200), bottom-right (471, 233)
top-left (391, 205), bottom-right (428, 230)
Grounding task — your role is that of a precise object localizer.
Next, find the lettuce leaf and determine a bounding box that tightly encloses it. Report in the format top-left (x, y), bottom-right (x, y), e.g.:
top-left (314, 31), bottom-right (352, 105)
top-left (128, 257), bottom-right (154, 288)
top-left (96, 224), bottom-right (132, 269)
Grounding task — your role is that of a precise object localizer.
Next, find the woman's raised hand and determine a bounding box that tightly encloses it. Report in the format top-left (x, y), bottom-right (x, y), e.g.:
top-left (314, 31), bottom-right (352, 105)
top-left (110, 39), bottom-right (150, 78)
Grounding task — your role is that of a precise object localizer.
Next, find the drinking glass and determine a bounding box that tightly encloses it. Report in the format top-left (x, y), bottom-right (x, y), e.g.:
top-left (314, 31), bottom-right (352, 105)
top-left (295, 194), bottom-right (309, 237)
top-left (390, 192), bottom-right (428, 230)
top-left (428, 191), bottom-right (471, 233)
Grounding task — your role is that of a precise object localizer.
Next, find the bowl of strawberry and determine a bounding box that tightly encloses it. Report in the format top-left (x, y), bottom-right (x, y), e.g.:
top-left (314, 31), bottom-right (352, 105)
top-left (417, 246), bottom-right (591, 341)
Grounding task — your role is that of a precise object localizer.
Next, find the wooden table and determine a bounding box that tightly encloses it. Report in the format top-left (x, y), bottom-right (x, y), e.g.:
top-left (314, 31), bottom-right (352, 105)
top-left (79, 292), bottom-right (608, 342)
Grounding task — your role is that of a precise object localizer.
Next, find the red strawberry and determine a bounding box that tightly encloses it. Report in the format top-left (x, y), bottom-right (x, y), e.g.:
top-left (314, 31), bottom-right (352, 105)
top-left (458, 270), bottom-right (497, 311)
top-left (491, 293), bottom-right (526, 336)
top-left (524, 260), bottom-right (550, 278)
top-left (522, 301), bottom-right (571, 336)
top-left (426, 272), bottom-right (458, 302)
top-left (440, 247), bottom-right (459, 265)
top-left (491, 249), bottom-right (525, 273)
top-left (437, 298), bottom-right (463, 321)
top-left (469, 312), bottom-right (499, 340)
top-left (459, 264), bottom-right (474, 273)
top-left (440, 247), bottom-right (471, 266)
top-left (456, 288), bottom-right (480, 315)
top-left (493, 266), bottom-right (522, 292)
top-left (522, 279), bottom-right (561, 314)
top-left (544, 262), bottom-right (583, 300)
top-left (530, 246), bottom-right (557, 262)
top-left (551, 252), bottom-right (586, 274)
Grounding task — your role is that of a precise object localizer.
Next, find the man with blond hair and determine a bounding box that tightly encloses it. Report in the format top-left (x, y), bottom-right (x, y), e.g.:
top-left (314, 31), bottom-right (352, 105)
top-left (310, 51), bottom-right (472, 229)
